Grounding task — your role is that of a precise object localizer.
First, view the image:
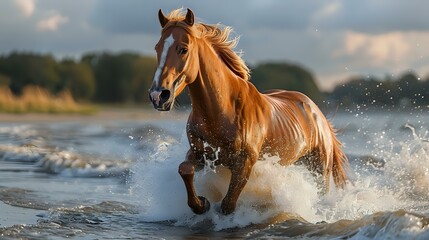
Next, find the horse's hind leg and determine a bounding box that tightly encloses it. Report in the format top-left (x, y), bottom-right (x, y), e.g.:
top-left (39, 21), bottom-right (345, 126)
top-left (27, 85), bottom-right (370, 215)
top-left (295, 151), bottom-right (328, 194)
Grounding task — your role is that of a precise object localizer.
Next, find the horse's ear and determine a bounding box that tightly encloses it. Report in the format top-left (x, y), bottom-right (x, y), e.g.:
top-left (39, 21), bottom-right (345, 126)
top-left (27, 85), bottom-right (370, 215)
top-left (158, 9), bottom-right (169, 28)
top-left (184, 8), bottom-right (194, 26)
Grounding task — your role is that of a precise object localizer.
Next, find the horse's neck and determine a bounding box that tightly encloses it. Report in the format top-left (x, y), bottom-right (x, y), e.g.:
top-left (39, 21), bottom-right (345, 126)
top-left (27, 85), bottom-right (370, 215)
top-left (188, 42), bottom-right (240, 120)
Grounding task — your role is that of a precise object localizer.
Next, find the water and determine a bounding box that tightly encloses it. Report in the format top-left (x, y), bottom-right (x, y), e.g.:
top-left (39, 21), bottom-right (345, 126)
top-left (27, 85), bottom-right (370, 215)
top-left (1, 110), bottom-right (429, 239)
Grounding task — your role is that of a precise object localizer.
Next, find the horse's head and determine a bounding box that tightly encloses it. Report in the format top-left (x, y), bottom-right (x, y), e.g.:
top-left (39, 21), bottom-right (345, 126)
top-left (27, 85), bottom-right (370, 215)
top-left (149, 8), bottom-right (199, 111)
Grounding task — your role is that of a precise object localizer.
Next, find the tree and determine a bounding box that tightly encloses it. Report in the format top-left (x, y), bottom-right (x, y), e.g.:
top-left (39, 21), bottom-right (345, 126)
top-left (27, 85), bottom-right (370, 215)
top-left (82, 52), bottom-right (157, 103)
top-left (59, 59), bottom-right (96, 101)
top-left (0, 52), bottom-right (61, 94)
top-left (330, 71), bottom-right (429, 108)
top-left (250, 62), bottom-right (324, 104)
top-left (129, 56), bottom-right (157, 102)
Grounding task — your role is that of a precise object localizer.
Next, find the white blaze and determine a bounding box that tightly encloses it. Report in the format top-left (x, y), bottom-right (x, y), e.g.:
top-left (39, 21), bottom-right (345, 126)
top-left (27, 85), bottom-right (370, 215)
top-left (150, 34), bottom-right (175, 105)
top-left (153, 34), bottom-right (174, 85)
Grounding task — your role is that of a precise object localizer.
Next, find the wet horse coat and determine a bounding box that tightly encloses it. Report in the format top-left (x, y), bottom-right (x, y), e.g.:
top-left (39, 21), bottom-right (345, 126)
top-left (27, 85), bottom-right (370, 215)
top-left (149, 8), bottom-right (348, 215)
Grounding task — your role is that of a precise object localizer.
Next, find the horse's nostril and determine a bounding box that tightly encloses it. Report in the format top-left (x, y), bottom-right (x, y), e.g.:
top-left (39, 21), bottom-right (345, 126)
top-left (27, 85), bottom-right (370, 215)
top-left (160, 89), bottom-right (171, 101)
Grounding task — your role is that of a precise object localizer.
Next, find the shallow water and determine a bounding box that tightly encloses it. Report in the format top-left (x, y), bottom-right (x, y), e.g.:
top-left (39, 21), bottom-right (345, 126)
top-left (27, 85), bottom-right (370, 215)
top-left (1, 110), bottom-right (429, 239)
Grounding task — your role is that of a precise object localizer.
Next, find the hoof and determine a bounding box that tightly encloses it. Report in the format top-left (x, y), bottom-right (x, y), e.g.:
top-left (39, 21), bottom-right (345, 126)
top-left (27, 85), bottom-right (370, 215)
top-left (221, 208), bottom-right (234, 215)
top-left (221, 202), bottom-right (235, 215)
top-left (192, 196), bottom-right (210, 214)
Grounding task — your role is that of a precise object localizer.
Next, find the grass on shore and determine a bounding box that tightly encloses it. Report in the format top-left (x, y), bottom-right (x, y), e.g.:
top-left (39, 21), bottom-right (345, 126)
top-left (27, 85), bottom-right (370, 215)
top-left (0, 86), bottom-right (97, 114)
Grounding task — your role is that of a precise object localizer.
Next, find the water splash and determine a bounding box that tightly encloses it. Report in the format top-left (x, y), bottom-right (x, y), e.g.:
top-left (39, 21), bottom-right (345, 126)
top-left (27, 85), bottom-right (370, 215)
top-left (202, 141), bottom-right (220, 173)
top-left (133, 123), bottom-right (429, 230)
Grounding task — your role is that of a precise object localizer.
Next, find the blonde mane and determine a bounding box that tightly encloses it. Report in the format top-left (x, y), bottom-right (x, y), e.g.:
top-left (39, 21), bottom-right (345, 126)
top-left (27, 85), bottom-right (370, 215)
top-left (163, 8), bottom-right (250, 81)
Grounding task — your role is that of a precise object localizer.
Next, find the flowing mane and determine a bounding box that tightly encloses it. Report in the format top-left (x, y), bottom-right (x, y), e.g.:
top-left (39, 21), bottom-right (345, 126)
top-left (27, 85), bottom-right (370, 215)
top-left (162, 8), bottom-right (250, 81)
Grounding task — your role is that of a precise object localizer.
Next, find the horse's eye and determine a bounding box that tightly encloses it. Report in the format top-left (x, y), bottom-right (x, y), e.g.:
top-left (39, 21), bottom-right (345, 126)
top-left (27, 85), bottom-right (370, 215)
top-left (179, 48), bottom-right (188, 55)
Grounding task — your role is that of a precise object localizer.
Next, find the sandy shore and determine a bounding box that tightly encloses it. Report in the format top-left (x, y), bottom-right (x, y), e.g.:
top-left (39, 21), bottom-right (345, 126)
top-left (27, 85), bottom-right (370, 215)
top-left (0, 108), bottom-right (189, 123)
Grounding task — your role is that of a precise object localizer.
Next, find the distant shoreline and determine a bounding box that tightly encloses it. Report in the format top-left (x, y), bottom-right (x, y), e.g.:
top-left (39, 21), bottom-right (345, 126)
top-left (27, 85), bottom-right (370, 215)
top-left (2, 106), bottom-right (428, 123)
top-left (0, 107), bottom-right (189, 123)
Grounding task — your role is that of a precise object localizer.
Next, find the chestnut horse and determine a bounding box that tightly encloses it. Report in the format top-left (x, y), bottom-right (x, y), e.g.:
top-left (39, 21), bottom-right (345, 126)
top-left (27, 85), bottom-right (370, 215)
top-left (149, 8), bottom-right (348, 215)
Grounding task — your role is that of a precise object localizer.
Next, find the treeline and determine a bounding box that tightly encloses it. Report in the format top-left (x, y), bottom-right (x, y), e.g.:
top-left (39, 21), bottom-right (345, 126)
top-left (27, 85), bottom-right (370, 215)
top-left (0, 52), bottom-right (322, 105)
top-left (0, 52), bottom-right (157, 103)
top-left (251, 63), bottom-right (323, 104)
top-left (1, 52), bottom-right (428, 109)
top-left (330, 72), bottom-right (429, 109)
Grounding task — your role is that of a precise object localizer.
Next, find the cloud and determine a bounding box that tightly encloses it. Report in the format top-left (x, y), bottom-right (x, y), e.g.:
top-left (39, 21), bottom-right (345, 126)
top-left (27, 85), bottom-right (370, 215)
top-left (312, 1), bottom-right (340, 22)
top-left (37, 12), bottom-right (69, 32)
top-left (335, 31), bottom-right (410, 67)
top-left (14, 0), bottom-right (35, 17)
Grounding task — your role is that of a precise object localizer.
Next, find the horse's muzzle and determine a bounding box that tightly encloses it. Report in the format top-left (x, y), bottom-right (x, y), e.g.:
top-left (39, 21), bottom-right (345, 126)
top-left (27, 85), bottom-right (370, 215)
top-left (149, 88), bottom-right (172, 111)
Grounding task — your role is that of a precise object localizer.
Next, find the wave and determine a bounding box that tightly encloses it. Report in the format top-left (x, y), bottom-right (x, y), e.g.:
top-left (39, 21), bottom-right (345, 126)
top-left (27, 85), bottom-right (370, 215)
top-left (0, 125), bottom-right (39, 138)
top-left (0, 145), bottom-right (131, 178)
top-left (248, 210), bottom-right (429, 239)
top-left (0, 200), bottom-right (139, 239)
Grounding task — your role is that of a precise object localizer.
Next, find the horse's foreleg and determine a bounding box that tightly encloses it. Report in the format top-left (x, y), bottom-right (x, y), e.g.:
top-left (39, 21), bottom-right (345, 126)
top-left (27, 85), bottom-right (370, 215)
top-left (221, 156), bottom-right (254, 215)
top-left (178, 160), bottom-right (210, 214)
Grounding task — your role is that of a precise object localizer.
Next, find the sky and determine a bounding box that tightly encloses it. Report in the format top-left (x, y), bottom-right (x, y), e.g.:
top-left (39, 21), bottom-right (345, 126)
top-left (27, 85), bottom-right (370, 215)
top-left (1, 0), bottom-right (429, 91)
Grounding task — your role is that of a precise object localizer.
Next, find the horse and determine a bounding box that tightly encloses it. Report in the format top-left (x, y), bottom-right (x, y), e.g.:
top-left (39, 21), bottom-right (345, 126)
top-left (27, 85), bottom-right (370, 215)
top-left (148, 8), bottom-right (348, 215)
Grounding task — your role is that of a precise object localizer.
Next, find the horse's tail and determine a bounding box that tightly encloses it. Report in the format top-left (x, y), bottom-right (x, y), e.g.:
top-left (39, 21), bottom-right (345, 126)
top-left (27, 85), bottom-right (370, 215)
top-left (330, 125), bottom-right (348, 188)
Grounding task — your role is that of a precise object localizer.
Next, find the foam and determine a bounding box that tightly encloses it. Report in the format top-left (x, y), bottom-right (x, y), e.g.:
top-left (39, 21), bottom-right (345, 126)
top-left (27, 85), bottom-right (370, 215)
top-left (133, 125), bottom-right (429, 230)
top-left (0, 145), bottom-right (131, 177)
top-left (0, 125), bottom-right (38, 138)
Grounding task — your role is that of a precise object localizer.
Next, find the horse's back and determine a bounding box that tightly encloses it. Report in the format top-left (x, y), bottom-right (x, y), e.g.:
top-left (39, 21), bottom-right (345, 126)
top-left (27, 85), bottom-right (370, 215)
top-left (263, 89), bottom-right (323, 130)
top-left (263, 89), bottom-right (314, 105)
